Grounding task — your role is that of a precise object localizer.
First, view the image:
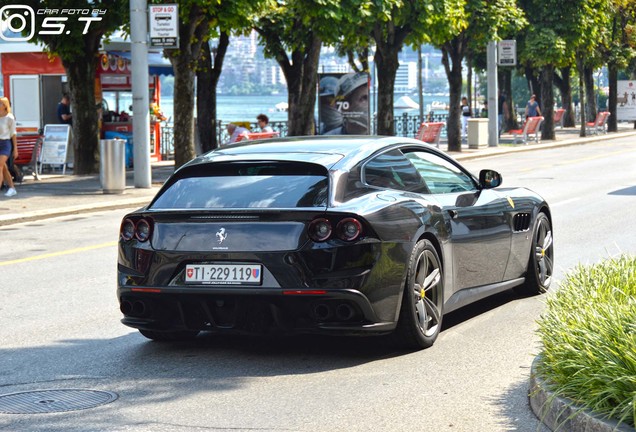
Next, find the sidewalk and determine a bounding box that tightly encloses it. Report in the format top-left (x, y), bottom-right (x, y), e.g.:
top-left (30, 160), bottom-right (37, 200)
top-left (1, 124), bottom-right (635, 227)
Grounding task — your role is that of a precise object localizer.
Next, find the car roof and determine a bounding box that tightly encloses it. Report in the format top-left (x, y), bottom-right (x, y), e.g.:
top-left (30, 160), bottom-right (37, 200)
top-left (188, 136), bottom-right (437, 171)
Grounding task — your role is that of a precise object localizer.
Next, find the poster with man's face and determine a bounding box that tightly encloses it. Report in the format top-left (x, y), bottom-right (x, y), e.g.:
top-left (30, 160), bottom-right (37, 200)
top-left (617, 81), bottom-right (636, 121)
top-left (318, 72), bottom-right (370, 135)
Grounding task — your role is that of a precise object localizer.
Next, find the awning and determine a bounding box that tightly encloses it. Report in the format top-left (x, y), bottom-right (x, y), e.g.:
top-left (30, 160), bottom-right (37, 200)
top-left (108, 50), bottom-right (173, 76)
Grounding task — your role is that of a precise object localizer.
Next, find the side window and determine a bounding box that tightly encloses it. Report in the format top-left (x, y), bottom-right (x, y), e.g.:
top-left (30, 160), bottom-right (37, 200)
top-left (363, 149), bottom-right (429, 193)
top-left (405, 151), bottom-right (477, 194)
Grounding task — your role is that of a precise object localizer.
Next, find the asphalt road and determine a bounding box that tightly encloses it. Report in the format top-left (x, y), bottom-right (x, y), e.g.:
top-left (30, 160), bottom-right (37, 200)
top-left (1, 137), bottom-right (634, 432)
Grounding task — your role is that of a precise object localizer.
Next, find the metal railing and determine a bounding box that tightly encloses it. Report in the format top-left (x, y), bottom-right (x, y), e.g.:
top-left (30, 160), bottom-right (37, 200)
top-left (159, 112), bottom-right (450, 160)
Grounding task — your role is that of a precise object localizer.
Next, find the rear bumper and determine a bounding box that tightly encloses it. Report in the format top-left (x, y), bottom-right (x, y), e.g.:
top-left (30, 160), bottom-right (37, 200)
top-left (117, 286), bottom-right (397, 336)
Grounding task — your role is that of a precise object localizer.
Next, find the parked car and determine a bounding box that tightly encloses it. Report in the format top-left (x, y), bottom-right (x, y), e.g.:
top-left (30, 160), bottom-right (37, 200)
top-left (117, 136), bottom-right (553, 349)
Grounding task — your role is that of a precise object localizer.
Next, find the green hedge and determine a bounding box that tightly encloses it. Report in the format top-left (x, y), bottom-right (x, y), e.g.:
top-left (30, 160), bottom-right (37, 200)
top-left (536, 255), bottom-right (636, 427)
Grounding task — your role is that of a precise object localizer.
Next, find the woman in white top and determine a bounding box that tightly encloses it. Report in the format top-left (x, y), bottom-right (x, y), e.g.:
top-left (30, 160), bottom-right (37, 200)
top-left (0, 97), bottom-right (18, 197)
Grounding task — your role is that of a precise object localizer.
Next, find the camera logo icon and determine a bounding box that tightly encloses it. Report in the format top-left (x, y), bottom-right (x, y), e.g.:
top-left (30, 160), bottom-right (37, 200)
top-left (0, 5), bottom-right (35, 42)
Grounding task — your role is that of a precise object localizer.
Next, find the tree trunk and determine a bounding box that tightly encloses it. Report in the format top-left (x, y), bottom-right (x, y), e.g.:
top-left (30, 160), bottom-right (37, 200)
top-left (196, 32), bottom-right (229, 153)
top-left (499, 68), bottom-right (518, 130)
top-left (374, 43), bottom-right (400, 136)
top-left (540, 65), bottom-right (555, 140)
top-left (282, 36), bottom-right (321, 136)
top-left (165, 6), bottom-right (210, 169)
top-left (524, 65), bottom-right (541, 100)
top-left (171, 60), bottom-right (197, 168)
top-left (63, 56), bottom-right (99, 175)
top-left (584, 65), bottom-right (596, 121)
top-left (441, 39), bottom-right (465, 152)
top-left (607, 63), bottom-right (617, 132)
top-left (577, 56), bottom-right (587, 137)
top-left (555, 67), bottom-right (575, 127)
top-left (196, 43), bottom-right (214, 154)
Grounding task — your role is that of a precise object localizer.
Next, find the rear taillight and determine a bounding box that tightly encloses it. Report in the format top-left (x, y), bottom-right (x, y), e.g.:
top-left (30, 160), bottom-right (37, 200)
top-left (120, 217), bottom-right (152, 242)
top-left (135, 219), bottom-right (152, 242)
top-left (308, 216), bottom-right (364, 242)
top-left (121, 219), bottom-right (135, 241)
top-left (308, 218), bottom-right (332, 242)
top-left (336, 218), bottom-right (362, 241)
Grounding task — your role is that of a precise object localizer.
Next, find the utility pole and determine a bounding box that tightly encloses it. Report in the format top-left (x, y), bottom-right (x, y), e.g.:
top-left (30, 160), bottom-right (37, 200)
top-left (487, 41), bottom-right (498, 147)
top-left (130, 0), bottom-right (151, 188)
top-left (418, 45), bottom-right (424, 123)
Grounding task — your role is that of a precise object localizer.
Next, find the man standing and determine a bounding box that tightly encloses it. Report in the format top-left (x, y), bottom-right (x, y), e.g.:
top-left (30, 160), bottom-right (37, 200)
top-left (57, 94), bottom-right (72, 125)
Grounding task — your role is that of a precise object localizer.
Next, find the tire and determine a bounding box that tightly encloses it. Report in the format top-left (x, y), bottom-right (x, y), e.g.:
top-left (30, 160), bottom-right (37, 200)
top-left (138, 329), bottom-right (200, 341)
top-left (394, 239), bottom-right (444, 350)
top-left (515, 212), bottom-right (553, 296)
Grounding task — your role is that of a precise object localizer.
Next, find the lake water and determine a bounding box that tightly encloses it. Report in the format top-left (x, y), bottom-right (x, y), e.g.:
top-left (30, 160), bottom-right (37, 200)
top-left (155, 93), bottom-right (451, 124)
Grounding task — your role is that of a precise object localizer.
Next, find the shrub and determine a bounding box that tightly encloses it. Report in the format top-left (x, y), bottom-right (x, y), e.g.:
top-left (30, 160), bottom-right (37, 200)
top-left (536, 255), bottom-right (636, 427)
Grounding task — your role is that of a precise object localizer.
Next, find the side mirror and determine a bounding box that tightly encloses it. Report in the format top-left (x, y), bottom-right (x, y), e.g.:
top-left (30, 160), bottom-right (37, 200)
top-left (479, 169), bottom-right (502, 189)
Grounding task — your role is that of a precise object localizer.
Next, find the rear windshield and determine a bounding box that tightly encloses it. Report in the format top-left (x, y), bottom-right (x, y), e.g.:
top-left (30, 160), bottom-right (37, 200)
top-left (150, 162), bottom-right (329, 209)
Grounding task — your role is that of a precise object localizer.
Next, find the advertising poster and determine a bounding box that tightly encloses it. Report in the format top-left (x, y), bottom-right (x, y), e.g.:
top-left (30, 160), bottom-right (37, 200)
top-left (318, 72), bottom-right (370, 135)
top-left (616, 80), bottom-right (636, 121)
top-left (40, 124), bottom-right (71, 174)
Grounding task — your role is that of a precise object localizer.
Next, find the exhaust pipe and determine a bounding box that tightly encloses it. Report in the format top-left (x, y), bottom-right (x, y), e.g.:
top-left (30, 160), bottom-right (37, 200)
top-left (132, 300), bottom-right (146, 316)
top-left (336, 303), bottom-right (354, 321)
top-left (313, 303), bottom-right (332, 321)
top-left (120, 300), bottom-right (133, 315)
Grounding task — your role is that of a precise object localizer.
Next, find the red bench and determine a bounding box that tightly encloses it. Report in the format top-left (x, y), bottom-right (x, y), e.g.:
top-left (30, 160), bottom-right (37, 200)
top-left (414, 122), bottom-right (445, 147)
top-left (586, 111), bottom-right (610, 135)
top-left (13, 134), bottom-right (42, 181)
top-left (236, 131), bottom-right (280, 142)
top-left (510, 116), bottom-right (544, 144)
top-left (553, 108), bottom-right (565, 129)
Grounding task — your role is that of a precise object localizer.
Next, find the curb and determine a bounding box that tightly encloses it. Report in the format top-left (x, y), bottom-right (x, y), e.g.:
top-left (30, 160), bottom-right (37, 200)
top-left (0, 198), bottom-right (151, 226)
top-left (529, 356), bottom-right (635, 432)
top-left (453, 129), bottom-right (636, 161)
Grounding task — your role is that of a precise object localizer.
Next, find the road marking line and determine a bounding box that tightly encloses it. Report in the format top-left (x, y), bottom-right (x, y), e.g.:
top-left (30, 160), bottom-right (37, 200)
top-left (518, 148), bottom-right (633, 172)
top-left (551, 197), bottom-right (581, 207)
top-left (0, 242), bottom-right (117, 266)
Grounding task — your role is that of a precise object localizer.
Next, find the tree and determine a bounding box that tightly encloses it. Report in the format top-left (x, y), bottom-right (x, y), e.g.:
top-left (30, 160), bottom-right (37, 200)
top-left (196, 33), bottom-right (229, 153)
top-left (432, 0), bottom-right (525, 151)
top-left (23, 1), bottom-right (128, 174)
top-left (255, 0), bottom-right (343, 136)
top-left (603, 0), bottom-right (636, 132)
top-left (162, 1), bottom-right (214, 169)
top-left (196, 0), bottom-right (265, 153)
top-left (520, 0), bottom-right (612, 139)
top-left (338, 0), bottom-right (464, 137)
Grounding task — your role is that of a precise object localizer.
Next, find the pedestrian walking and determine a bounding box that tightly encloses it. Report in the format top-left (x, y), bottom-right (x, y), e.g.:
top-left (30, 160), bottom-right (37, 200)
top-left (461, 96), bottom-right (471, 138)
top-left (0, 97), bottom-right (18, 197)
top-left (525, 94), bottom-right (541, 117)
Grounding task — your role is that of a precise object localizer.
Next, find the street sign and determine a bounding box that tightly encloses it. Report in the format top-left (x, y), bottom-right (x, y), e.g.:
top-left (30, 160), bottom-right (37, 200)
top-left (149, 4), bottom-right (178, 48)
top-left (498, 40), bottom-right (516, 66)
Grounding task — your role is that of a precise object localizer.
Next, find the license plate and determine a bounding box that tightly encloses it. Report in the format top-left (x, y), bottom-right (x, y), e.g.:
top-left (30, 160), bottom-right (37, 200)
top-left (185, 263), bottom-right (262, 285)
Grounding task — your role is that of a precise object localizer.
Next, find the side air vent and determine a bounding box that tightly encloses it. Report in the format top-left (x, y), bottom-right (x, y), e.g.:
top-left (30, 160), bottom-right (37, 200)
top-left (513, 213), bottom-right (532, 232)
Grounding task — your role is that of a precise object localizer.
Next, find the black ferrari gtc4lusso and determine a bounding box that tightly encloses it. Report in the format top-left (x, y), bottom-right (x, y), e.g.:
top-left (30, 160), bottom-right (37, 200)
top-left (117, 136), bottom-right (553, 349)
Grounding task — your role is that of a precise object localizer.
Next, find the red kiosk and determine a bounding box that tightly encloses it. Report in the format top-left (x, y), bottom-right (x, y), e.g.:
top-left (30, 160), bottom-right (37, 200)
top-left (1, 48), bottom-right (167, 164)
